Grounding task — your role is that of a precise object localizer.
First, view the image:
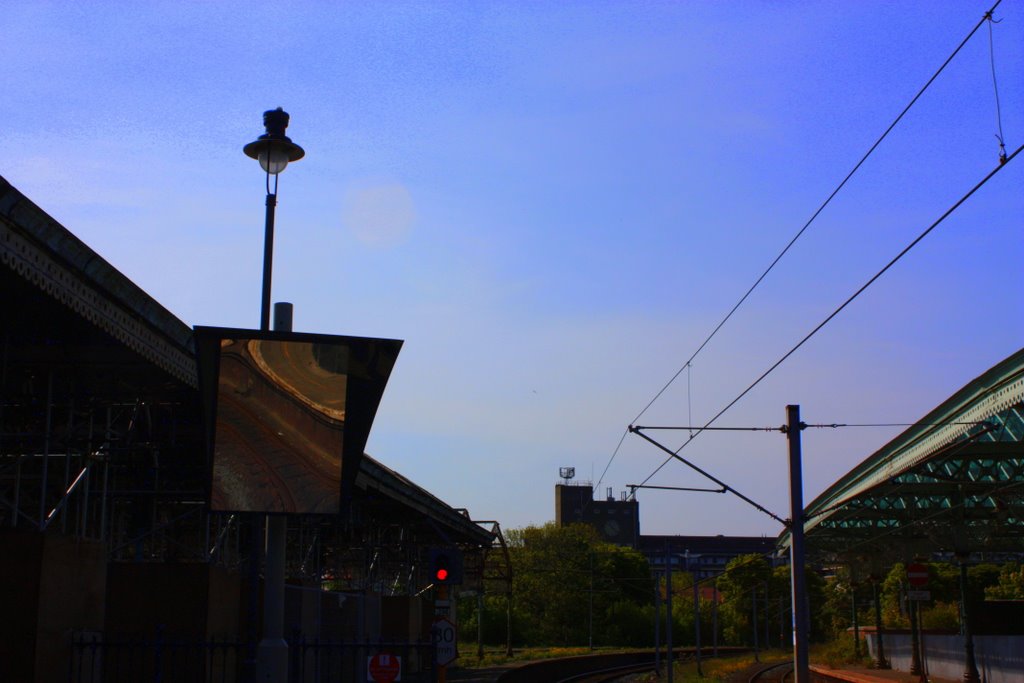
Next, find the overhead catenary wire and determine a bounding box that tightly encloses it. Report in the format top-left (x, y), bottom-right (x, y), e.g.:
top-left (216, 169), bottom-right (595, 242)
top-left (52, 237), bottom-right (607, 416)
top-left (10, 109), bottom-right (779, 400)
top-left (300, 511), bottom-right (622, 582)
top-left (633, 142), bottom-right (1022, 492)
top-left (631, 420), bottom-right (991, 431)
top-left (594, 0), bottom-right (1004, 493)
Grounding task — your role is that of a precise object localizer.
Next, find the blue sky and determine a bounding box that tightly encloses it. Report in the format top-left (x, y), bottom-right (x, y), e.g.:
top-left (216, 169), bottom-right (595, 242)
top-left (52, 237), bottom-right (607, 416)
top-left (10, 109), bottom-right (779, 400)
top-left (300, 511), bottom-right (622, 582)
top-left (4, 1), bottom-right (1022, 537)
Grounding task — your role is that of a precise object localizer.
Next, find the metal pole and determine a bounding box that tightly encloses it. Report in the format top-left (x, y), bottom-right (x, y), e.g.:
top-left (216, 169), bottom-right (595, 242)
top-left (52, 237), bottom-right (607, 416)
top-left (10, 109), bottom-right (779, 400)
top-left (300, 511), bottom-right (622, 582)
top-left (654, 571), bottom-right (661, 675)
top-left (909, 585), bottom-right (922, 676)
top-left (763, 580), bottom-right (770, 648)
top-left (477, 592), bottom-right (484, 659)
top-left (100, 458), bottom-right (109, 544)
top-left (779, 595), bottom-right (784, 652)
top-left (244, 514), bottom-right (262, 681)
top-left (872, 578), bottom-right (888, 669)
top-left (258, 302), bottom-right (293, 682)
top-left (958, 557), bottom-right (980, 683)
top-left (752, 585), bottom-right (759, 662)
top-left (713, 577), bottom-right (719, 658)
top-left (693, 571), bottom-right (702, 677)
top-left (506, 588), bottom-right (513, 657)
top-left (39, 370), bottom-right (53, 529)
top-left (588, 552), bottom-right (594, 650)
top-left (917, 600), bottom-right (929, 683)
top-left (666, 544), bottom-right (673, 683)
top-left (786, 404), bottom-right (810, 683)
top-left (852, 582), bottom-right (861, 657)
top-left (260, 192), bottom-right (278, 332)
top-left (62, 398), bottom-right (75, 534)
top-left (11, 455), bottom-right (20, 528)
top-left (80, 461), bottom-right (90, 537)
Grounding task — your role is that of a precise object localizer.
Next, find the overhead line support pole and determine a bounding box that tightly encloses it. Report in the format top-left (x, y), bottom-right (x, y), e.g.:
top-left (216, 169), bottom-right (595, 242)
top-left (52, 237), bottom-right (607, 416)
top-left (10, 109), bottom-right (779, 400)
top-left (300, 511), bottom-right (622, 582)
top-left (785, 405), bottom-right (810, 683)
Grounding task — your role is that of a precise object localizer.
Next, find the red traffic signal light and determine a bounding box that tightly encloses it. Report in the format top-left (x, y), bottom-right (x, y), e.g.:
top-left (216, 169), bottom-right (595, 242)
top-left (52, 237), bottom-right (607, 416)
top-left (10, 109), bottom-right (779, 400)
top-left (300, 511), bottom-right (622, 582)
top-left (432, 553), bottom-right (452, 583)
top-left (428, 547), bottom-right (463, 585)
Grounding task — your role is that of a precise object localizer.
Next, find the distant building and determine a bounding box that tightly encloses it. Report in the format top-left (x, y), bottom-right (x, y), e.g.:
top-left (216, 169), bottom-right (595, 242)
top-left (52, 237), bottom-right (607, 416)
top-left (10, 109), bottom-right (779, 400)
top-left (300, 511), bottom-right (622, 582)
top-left (555, 482), bottom-right (640, 547)
top-left (638, 534), bottom-right (783, 580)
top-left (554, 478), bottom-right (784, 578)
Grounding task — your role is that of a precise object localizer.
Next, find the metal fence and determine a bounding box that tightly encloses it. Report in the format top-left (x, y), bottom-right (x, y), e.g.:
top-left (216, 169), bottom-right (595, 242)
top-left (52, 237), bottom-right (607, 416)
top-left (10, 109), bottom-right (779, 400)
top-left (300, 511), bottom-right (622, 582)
top-left (69, 628), bottom-right (437, 683)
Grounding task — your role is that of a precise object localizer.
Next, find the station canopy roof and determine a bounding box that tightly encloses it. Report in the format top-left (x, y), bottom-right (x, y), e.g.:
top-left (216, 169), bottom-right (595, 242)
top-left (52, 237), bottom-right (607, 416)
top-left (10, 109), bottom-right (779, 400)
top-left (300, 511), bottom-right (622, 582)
top-left (779, 348), bottom-right (1024, 563)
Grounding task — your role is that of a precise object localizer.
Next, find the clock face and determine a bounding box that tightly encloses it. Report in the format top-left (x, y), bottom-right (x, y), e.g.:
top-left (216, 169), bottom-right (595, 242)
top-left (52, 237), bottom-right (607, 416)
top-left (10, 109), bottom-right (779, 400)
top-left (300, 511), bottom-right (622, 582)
top-left (603, 520), bottom-right (620, 537)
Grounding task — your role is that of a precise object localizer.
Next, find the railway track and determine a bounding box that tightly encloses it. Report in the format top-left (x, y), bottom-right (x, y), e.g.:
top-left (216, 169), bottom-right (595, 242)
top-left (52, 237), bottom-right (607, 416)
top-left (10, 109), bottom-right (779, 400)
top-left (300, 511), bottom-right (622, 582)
top-left (745, 660), bottom-right (793, 683)
top-left (554, 659), bottom-right (661, 682)
top-left (496, 648), bottom-right (746, 683)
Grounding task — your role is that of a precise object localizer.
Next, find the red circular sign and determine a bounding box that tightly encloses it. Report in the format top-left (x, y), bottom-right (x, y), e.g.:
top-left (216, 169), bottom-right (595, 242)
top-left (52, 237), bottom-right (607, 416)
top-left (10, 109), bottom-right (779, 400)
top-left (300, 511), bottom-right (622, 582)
top-left (906, 563), bottom-right (929, 587)
top-left (369, 653), bottom-right (401, 683)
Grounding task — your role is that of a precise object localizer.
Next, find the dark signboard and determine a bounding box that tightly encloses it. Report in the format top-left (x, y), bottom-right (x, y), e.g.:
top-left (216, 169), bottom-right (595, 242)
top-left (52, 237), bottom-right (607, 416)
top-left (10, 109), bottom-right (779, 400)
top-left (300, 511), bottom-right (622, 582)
top-left (194, 326), bottom-right (402, 514)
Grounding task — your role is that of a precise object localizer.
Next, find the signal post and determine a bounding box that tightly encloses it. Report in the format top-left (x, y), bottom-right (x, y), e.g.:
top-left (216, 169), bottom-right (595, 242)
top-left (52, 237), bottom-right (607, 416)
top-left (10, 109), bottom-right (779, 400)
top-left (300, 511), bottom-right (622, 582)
top-left (430, 548), bottom-right (462, 681)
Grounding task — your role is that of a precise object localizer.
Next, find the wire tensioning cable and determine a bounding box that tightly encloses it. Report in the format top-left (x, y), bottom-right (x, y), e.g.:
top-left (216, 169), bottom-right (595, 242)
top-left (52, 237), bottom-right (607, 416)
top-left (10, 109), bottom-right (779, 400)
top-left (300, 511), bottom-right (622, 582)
top-left (594, 0), bottom-right (1004, 492)
top-left (633, 142), bottom-right (1022, 492)
top-left (986, 10), bottom-right (1008, 163)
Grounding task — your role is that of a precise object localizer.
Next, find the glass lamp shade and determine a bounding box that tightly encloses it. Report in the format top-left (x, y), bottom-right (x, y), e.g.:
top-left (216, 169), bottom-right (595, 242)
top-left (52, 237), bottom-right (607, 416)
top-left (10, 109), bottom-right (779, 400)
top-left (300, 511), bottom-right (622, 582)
top-left (258, 144), bottom-right (291, 175)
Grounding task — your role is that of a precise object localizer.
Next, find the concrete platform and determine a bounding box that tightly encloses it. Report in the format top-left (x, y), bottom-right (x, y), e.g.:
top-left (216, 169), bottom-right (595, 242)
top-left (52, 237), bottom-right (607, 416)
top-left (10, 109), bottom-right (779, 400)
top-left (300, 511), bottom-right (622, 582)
top-left (811, 665), bottom-right (961, 683)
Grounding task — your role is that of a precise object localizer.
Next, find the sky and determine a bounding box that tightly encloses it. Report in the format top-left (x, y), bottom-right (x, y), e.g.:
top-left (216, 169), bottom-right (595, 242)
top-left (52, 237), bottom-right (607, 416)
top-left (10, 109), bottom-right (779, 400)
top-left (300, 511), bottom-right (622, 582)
top-left (3, 1), bottom-right (1022, 538)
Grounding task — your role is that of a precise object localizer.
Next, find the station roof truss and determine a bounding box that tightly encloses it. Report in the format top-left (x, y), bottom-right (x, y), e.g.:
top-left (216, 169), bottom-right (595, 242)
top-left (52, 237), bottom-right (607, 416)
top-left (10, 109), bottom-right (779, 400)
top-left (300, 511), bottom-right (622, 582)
top-left (780, 348), bottom-right (1024, 561)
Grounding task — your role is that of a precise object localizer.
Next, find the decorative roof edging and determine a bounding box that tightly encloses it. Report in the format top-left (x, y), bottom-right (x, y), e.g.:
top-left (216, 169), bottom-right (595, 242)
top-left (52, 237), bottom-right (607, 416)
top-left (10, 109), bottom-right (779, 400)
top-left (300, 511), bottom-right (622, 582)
top-left (0, 177), bottom-right (197, 388)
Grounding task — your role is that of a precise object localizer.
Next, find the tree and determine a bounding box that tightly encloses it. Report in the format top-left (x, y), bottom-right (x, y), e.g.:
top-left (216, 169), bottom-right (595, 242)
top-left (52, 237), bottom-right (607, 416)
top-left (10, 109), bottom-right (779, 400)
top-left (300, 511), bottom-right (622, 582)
top-left (716, 554), bottom-right (772, 645)
top-left (501, 523), bottom-right (652, 646)
top-left (985, 562), bottom-right (1024, 599)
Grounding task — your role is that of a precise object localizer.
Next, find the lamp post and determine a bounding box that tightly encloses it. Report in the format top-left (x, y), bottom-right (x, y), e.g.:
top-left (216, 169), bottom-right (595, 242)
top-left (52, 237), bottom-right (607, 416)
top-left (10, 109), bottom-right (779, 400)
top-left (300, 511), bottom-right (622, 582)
top-left (244, 107), bottom-right (305, 332)
top-left (244, 108), bottom-right (304, 683)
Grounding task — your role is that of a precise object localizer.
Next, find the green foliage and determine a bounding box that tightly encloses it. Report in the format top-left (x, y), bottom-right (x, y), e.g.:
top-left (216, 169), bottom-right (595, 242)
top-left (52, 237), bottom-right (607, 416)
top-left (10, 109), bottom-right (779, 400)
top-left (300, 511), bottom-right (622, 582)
top-left (985, 562), bottom-right (1024, 599)
top-left (813, 636), bottom-right (873, 669)
top-left (603, 600), bottom-right (656, 647)
top-left (493, 522), bottom-right (653, 647)
top-left (818, 560), bottom-right (1014, 641)
top-left (715, 554), bottom-right (772, 645)
top-left (711, 554), bottom-right (829, 647)
top-left (920, 601), bottom-right (960, 630)
top-left (967, 563), bottom-right (1002, 603)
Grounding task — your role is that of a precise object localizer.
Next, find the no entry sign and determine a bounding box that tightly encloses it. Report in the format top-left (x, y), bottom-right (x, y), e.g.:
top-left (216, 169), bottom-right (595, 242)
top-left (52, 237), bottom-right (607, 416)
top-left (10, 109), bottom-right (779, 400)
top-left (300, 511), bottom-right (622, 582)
top-left (906, 563), bottom-right (929, 587)
top-left (368, 653), bottom-right (401, 682)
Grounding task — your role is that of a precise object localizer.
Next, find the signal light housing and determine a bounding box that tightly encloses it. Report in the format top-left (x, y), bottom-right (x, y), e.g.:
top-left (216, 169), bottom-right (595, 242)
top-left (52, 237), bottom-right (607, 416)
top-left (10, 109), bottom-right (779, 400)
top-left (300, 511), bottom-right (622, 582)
top-left (428, 547), bottom-right (463, 585)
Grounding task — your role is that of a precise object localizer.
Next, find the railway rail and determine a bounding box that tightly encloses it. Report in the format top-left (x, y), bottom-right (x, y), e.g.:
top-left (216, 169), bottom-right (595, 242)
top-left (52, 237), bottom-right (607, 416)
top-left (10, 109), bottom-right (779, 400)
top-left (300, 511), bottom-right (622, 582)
top-left (746, 661), bottom-right (793, 683)
top-left (495, 647), bottom-right (747, 683)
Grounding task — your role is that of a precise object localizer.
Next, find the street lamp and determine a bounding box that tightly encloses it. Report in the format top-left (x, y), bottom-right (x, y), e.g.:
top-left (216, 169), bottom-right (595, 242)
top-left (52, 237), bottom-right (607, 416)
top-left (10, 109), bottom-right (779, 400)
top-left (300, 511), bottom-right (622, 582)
top-left (244, 107), bottom-right (305, 331)
top-left (243, 107), bottom-right (304, 683)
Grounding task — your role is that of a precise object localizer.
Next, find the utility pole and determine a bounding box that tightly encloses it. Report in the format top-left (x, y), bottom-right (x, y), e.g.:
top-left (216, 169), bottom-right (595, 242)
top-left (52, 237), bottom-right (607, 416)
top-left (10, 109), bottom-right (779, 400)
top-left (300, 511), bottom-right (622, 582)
top-left (786, 404), bottom-right (810, 683)
top-left (588, 551), bottom-right (594, 651)
top-left (713, 577), bottom-right (719, 657)
top-left (693, 571), bottom-right (703, 677)
top-left (654, 570), bottom-right (662, 675)
top-left (851, 580), bottom-right (860, 657)
top-left (752, 584), bottom-right (759, 663)
top-left (666, 544), bottom-right (674, 683)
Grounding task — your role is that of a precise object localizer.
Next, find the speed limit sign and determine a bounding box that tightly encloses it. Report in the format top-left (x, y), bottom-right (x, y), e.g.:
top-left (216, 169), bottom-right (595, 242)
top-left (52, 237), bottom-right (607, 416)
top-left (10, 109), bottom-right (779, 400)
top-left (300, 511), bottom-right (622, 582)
top-left (431, 617), bottom-right (458, 666)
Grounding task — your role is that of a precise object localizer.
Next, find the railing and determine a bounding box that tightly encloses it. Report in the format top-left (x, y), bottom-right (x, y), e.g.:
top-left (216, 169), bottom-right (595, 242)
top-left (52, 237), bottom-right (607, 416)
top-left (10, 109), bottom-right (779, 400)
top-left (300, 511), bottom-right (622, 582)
top-left (289, 633), bottom-right (436, 683)
top-left (69, 628), bottom-right (437, 683)
top-left (70, 627), bottom-right (245, 683)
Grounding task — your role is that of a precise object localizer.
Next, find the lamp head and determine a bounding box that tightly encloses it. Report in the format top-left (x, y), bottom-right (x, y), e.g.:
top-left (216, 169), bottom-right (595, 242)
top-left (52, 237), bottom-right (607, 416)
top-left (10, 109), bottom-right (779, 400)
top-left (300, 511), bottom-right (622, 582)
top-left (244, 107), bottom-right (305, 174)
